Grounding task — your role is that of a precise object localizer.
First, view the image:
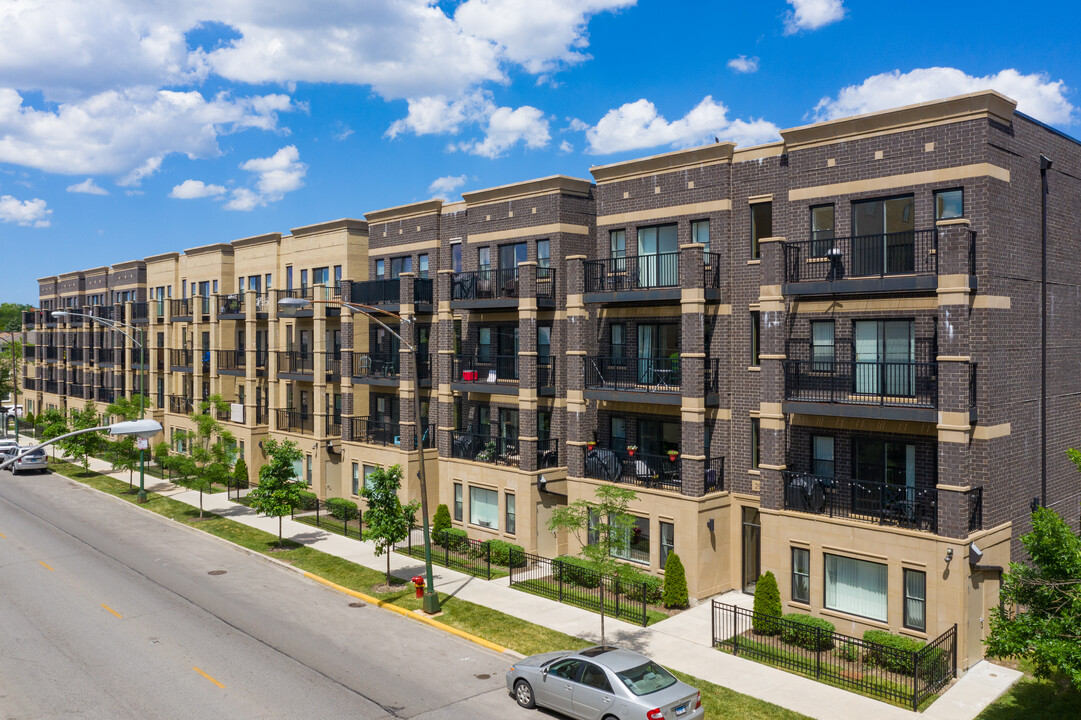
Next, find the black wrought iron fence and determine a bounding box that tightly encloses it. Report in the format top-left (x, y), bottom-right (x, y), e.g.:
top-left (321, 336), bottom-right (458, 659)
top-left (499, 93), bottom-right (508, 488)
top-left (783, 229), bottom-right (939, 283)
top-left (394, 528), bottom-right (500, 580)
top-left (584, 253), bottom-right (680, 292)
top-left (712, 602), bottom-right (956, 711)
top-left (509, 552), bottom-right (650, 626)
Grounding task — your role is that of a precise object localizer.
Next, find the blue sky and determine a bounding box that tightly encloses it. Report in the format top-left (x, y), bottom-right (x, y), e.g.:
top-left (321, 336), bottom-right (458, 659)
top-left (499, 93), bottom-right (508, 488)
top-left (1, 0), bottom-right (1078, 304)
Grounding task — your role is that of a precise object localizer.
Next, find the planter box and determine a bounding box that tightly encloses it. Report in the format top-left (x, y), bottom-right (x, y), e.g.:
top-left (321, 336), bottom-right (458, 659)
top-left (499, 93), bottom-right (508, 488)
top-left (463, 370), bottom-right (478, 381)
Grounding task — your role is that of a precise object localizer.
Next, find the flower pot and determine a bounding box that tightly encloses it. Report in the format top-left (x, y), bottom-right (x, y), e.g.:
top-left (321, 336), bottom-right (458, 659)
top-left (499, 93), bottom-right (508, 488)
top-left (587, 443), bottom-right (596, 451)
top-left (627, 449), bottom-right (636, 457)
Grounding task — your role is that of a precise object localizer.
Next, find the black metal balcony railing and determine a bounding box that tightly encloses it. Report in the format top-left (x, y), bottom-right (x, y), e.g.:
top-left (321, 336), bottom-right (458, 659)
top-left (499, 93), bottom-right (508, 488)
top-left (783, 360), bottom-right (939, 409)
top-left (45, 380), bottom-right (59, 394)
top-left (131, 302), bottom-right (148, 321)
top-left (705, 456), bottom-right (725, 493)
top-left (417, 353), bottom-right (432, 382)
top-left (453, 354), bottom-right (519, 385)
top-left (277, 350), bottom-right (314, 374)
top-left (217, 294), bottom-right (244, 315)
top-left (538, 356), bottom-right (554, 388)
top-left (536, 267), bottom-right (556, 298)
top-left (68, 383), bottom-right (86, 396)
top-left (170, 299), bottom-right (191, 317)
top-left (352, 352), bottom-right (400, 378)
top-left (452, 268), bottom-right (522, 300)
top-left (275, 287), bottom-right (316, 305)
top-left (43, 347), bottom-right (58, 361)
top-left (216, 349), bottom-right (246, 371)
top-left (277, 409), bottom-right (315, 434)
top-left (327, 350), bottom-right (342, 376)
top-left (583, 447), bottom-right (683, 492)
top-left (351, 278), bottom-right (400, 305)
top-left (95, 306), bottom-right (114, 321)
top-left (95, 387), bottom-right (115, 404)
top-left (585, 356), bottom-right (681, 394)
top-left (782, 472), bottom-right (955, 533)
top-left (170, 349), bottom-right (193, 368)
top-left (414, 278), bottom-right (434, 304)
top-left (168, 395), bottom-right (194, 415)
top-left (67, 348), bottom-right (84, 363)
top-left (22, 310), bottom-right (35, 328)
top-left (346, 416), bottom-right (400, 446)
top-left (783, 229), bottom-right (940, 283)
top-left (703, 252), bottom-right (724, 289)
top-left (255, 349), bottom-right (269, 370)
top-left (584, 253), bottom-right (680, 293)
top-left (325, 414), bottom-right (342, 437)
top-left (130, 347), bottom-right (149, 366)
top-left (255, 405), bottom-right (269, 425)
top-left (968, 486), bottom-right (984, 533)
top-left (705, 357), bottom-right (720, 395)
top-left (450, 431), bottom-right (520, 467)
top-left (538, 437), bottom-right (560, 469)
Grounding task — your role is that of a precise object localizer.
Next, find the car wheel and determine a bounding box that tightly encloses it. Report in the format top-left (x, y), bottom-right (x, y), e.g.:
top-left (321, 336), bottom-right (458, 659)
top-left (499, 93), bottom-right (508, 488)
top-left (513, 679), bottom-right (536, 709)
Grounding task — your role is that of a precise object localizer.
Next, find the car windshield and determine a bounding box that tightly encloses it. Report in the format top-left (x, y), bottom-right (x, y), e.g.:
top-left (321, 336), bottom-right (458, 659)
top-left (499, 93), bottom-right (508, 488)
top-left (22, 450), bottom-right (45, 459)
top-left (614, 662), bottom-right (677, 696)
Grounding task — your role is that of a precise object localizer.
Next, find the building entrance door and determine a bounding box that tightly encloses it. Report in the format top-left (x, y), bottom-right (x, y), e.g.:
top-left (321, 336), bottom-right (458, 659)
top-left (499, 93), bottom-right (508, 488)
top-left (742, 507), bottom-right (761, 594)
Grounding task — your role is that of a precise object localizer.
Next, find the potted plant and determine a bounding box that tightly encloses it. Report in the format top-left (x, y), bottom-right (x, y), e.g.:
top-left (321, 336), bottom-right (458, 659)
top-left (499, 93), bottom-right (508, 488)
top-left (627, 444), bottom-right (638, 457)
top-left (586, 440), bottom-right (596, 451)
top-left (667, 449), bottom-right (680, 461)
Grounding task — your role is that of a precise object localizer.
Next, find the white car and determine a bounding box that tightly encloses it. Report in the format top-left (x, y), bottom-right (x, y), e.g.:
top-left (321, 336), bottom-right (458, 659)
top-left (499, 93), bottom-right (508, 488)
top-left (12, 447), bottom-right (47, 474)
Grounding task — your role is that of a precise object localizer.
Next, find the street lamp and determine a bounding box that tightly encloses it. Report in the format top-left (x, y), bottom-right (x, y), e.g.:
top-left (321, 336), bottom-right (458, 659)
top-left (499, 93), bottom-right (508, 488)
top-left (278, 295), bottom-right (441, 614)
top-left (52, 310), bottom-right (151, 502)
top-left (0, 419), bottom-right (162, 472)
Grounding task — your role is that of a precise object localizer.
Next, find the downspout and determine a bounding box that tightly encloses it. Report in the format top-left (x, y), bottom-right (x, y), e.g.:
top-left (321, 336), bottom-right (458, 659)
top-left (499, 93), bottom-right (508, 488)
top-left (1040, 155), bottom-right (1052, 509)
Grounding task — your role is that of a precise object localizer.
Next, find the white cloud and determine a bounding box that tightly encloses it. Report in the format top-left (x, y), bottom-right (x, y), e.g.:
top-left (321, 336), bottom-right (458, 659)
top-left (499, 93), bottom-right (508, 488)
top-left (454, 105), bottom-right (551, 158)
top-left (813, 67), bottom-right (1076, 125)
top-left (225, 145), bottom-right (306, 211)
top-left (586, 96), bottom-right (781, 154)
top-left (783, 0), bottom-right (845, 34)
top-left (559, 140), bottom-right (573, 153)
top-left (169, 179), bottom-right (227, 199)
top-left (0, 195), bottom-right (51, 227)
top-left (332, 123), bottom-right (354, 141)
top-left (66, 178), bottom-right (109, 195)
top-left (428, 174), bottom-right (467, 197)
top-left (727, 55), bottom-right (759, 74)
top-left (566, 117), bottom-right (590, 132)
top-left (118, 155), bottom-right (163, 187)
top-left (386, 91), bottom-right (496, 138)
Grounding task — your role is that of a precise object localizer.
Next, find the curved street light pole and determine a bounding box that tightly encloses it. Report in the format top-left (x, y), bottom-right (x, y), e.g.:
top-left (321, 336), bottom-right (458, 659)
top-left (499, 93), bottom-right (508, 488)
top-left (52, 310), bottom-right (149, 502)
top-left (279, 295), bottom-right (441, 614)
top-left (0, 419), bottom-right (162, 473)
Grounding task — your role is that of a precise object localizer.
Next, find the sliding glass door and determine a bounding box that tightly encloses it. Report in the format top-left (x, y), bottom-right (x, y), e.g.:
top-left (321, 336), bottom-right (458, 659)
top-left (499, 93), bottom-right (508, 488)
top-left (637, 224), bottom-right (678, 287)
top-left (854, 320), bottom-right (915, 397)
top-left (637, 324), bottom-right (679, 385)
top-left (851, 196), bottom-right (915, 276)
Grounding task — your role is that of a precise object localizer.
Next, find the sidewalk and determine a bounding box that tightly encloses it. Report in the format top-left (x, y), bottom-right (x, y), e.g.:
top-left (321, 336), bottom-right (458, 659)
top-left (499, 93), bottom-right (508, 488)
top-left (45, 444), bottom-right (1019, 720)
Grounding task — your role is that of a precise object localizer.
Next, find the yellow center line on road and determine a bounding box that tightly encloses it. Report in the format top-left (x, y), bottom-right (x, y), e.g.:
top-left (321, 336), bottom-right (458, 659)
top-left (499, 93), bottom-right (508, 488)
top-left (39, 561), bottom-right (54, 571)
top-left (101, 604), bottom-right (123, 619)
top-left (193, 667), bottom-right (225, 689)
top-left (0, 530), bottom-right (6, 537)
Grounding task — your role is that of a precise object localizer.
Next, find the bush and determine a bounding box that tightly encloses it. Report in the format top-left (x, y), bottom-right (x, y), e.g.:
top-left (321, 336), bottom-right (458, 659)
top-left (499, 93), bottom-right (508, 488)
top-left (662, 553), bottom-right (689, 608)
top-left (863, 630), bottom-right (926, 675)
top-left (752, 571), bottom-right (783, 635)
top-left (233, 458), bottom-right (249, 489)
top-left (780, 613), bottom-right (835, 651)
top-left (432, 503), bottom-right (452, 537)
top-left (436, 527), bottom-right (469, 552)
top-left (325, 497), bottom-right (359, 523)
top-left (835, 641), bottom-right (861, 663)
top-left (555, 556), bottom-right (601, 588)
top-left (297, 490), bottom-right (319, 512)
top-left (619, 568), bottom-right (662, 605)
top-left (487, 539), bottom-right (526, 568)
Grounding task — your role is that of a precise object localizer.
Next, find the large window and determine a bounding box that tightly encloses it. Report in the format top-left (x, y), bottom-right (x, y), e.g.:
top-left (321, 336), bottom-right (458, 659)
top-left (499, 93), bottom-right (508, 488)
top-left (505, 492), bottom-right (516, 535)
top-left (792, 547), bottom-right (810, 603)
top-left (390, 256), bottom-right (412, 279)
top-left (824, 553), bottom-right (888, 622)
top-left (312, 267), bottom-right (329, 285)
top-left (904, 569), bottom-right (927, 632)
top-left (812, 435), bottom-right (835, 478)
top-left (852, 195), bottom-right (915, 276)
top-left (499, 242), bottom-right (527, 270)
top-left (363, 464), bottom-right (378, 491)
top-left (935, 189), bottom-right (963, 220)
top-left (469, 486), bottom-right (499, 529)
top-left (853, 319), bottom-right (915, 396)
top-left (453, 482), bottom-right (463, 521)
top-left (751, 202), bottom-right (772, 259)
top-left (811, 320), bottom-right (834, 371)
top-left (612, 515), bottom-right (649, 565)
top-left (637, 224), bottom-right (678, 287)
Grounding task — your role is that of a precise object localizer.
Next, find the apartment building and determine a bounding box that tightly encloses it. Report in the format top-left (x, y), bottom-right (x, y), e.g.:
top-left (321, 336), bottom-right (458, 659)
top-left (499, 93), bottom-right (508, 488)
top-left (22, 91), bottom-right (1081, 671)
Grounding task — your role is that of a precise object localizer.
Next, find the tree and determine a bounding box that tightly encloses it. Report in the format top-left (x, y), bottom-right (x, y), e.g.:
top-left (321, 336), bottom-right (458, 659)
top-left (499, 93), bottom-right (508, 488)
top-left (247, 438), bottom-right (305, 546)
top-left (153, 441), bottom-right (170, 472)
top-left (432, 503), bottom-right (452, 540)
top-left (60, 402), bottom-right (103, 473)
top-left (106, 394), bottom-right (151, 492)
top-left (0, 339), bottom-right (22, 415)
top-left (547, 483), bottom-right (638, 643)
top-left (360, 464), bottom-right (419, 585)
top-left (753, 571), bottom-right (783, 635)
top-left (0, 303), bottom-right (31, 333)
top-left (662, 553), bottom-right (689, 609)
top-left (39, 407), bottom-right (68, 458)
top-left (174, 395), bottom-right (234, 518)
top-left (986, 505), bottom-right (1081, 690)
top-left (233, 457), bottom-right (249, 492)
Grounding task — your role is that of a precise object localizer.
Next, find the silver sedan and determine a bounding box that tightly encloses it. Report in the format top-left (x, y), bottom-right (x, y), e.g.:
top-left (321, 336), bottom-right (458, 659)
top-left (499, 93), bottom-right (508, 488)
top-left (506, 646), bottom-right (703, 720)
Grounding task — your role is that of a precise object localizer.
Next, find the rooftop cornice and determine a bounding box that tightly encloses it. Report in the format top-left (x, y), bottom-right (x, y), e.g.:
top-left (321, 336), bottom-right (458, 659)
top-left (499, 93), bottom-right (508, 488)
top-left (183, 242), bottom-right (234, 257)
top-left (591, 143), bottom-right (736, 184)
top-left (231, 232), bottom-right (282, 249)
top-left (462, 175), bottom-right (593, 206)
top-left (365, 200), bottom-right (443, 224)
top-left (290, 218), bottom-right (368, 236)
top-left (144, 251), bottom-right (180, 264)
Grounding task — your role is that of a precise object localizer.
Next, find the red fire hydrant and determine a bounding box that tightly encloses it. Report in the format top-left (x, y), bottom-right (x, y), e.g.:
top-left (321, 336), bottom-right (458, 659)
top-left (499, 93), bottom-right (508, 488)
top-left (412, 575), bottom-right (425, 598)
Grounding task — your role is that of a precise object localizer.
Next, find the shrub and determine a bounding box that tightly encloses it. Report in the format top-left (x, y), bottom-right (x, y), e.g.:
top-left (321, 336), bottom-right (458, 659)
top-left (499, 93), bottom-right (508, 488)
top-left (620, 570), bottom-right (663, 605)
top-left (752, 571), bottom-right (783, 635)
top-left (297, 490), bottom-right (319, 512)
top-left (780, 613), bottom-right (836, 651)
top-left (437, 527), bottom-right (470, 552)
top-left (835, 641), bottom-right (861, 663)
top-left (863, 630), bottom-right (926, 675)
top-left (487, 539), bottom-right (526, 568)
top-left (432, 503), bottom-right (452, 537)
top-left (662, 553), bottom-right (689, 608)
top-left (556, 555), bottom-right (601, 588)
top-left (233, 458), bottom-right (249, 489)
top-left (325, 497), bottom-right (359, 523)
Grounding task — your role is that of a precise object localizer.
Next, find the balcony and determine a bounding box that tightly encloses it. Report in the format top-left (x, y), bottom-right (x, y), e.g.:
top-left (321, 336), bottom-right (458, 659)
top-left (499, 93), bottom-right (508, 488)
top-left (782, 472), bottom-right (985, 534)
top-left (23, 378), bottom-right (36, 392)
top-left (450, 268), bottom-right (555, 310)
top-left (94, 306), bottom-right (115, 321)
top-left (255, 405), bottom-right (270, 425)
top-left (68, 383), bottom-right (86, 397)
top-left (131, 302), bottom-right (149, 323)
top-left (781, 229), bottom-right (969, 296)
top-left (277, 350), bottom-right (313, 377)
top-left (217, 294), bottom-right (245, 318)
top-left (274, 288), bottom-right (316, 317)
top-left (217, 349), bottom-right (246, 375)
top-left (170, 298), bottom-right (191, 320)
top-left (346, 416), bottom-right (400, 446)
top-left (22, 310), bottom-right (35, 328)
top-left (255, 349), bottom-right (269, 375)
top-left (450, 431), bottom-right (520, 468)
top-left (95, 387), bottom-right (116, 404)
top-left (351, 278), bottom-right (434, 311)
top-left (352, 352), bottom-right (400, 385)
top-left (325, 413), bottom-right (342, 437)
top-left (43, 346), bottom-right (58, 362)
top-left (170, 349), bottom-right (193, 372)
top-left (153, 300), bottom-right (166, 321)
top-left (584, 448), bottom-right (682, 492)
top-left (68, 348), bottom-right (85, 364)
top-left (277, 409), bottom-right (316, 434)
top-left (584, 254), bottom-right (680, 303)
top-left (538, 437), bottom-right (561, 469)
top-left (585, 356), bottom-right (681, 405)
top-left (45, 380), bottom-right (59, 394)
top-left (129, 347), bottom-right (149, 368)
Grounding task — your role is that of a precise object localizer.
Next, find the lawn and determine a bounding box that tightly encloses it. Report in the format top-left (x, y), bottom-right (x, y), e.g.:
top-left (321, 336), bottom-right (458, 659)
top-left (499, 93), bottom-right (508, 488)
top-left (50, 459), bottom-right (814, 720)
top-left (977, 660), bottom-right (1081, 720)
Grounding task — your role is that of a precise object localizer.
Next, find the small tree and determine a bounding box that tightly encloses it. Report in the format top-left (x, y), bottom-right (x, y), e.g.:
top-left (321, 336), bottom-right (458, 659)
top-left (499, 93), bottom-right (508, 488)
top-left (106, 394), bottom-right (150, 492)
top-left (432, 503), bottom-right (452, 540)
top-left (986, 505), bottom-right (1081, 690)
top-left (233, 457), bottom-right (249, 494)
top-left (753, 571), bottom-right (783, 635)
top-left (60, 402), bottom-right (103, 473)
top-left (547, 483), bottom-right (638, 643)
top-left (153, 441), bottom-right (170, 474)
top-left (662, 553), bottom-right (689, 609)
top-left (39, 407), bottom-right (68, 459)
top-left (360, 464), bottom-right (420, 585)
top-left (169, 395), bottom-right (234, 517)
top-left (247, 438), bottom-right (305, 545)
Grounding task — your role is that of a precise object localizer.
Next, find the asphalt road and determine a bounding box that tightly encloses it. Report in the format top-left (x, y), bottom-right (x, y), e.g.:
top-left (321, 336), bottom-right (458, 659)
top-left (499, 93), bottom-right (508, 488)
top-left (0, 469), bottom-right (536, 719)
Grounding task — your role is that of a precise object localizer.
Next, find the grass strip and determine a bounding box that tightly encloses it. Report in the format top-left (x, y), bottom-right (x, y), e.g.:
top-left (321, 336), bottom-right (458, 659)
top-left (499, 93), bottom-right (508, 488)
top-left (49, 458), bottom-right (812, 719)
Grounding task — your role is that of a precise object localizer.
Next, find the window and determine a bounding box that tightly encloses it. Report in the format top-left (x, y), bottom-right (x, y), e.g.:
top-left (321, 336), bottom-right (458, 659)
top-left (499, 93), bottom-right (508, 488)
top-left (610, 229), bottom-right (626, 258)
top-left (824, 553), bottom-right (888, 622)
top-left (478, 327), bottom-right (492, 362)
top-left (549, 659), bottom-right (581, 682)
top-left (305, 454), bottom-right (313, 485)
top-left (478, 246), bottom-right (491, 272)
top-left (238, 277), bottom-right (246, 292)
top-left (612, 515), bottom-right (649, 564)
top-left (636, 224), bottom-right (678, 287)
top-left (810, 204), bottom-right (835, 257)
top-left (312, 267), bottom-right (329, 285)
top-left (453, 483), bottom-right (463, 521)
top-left (375, 259), bottom-right (385, 278)
top-left (660, 521), bottom-right (674, 569)
top-left (300, 269), bottom-right (309, 288)
top-left (904, 569), bottom-right (927, 631)
top-left (363, 464), bottom-right (378, 491)
top-left (390, 256), bottom-right (412, 278)
top-left (537, 326), bottom-right (551, 359)
top-left (751, 418), bottom-right (760, 469)
top-left (537, 239), bottom-right (550, 268)
top-left (580, 663), bottom-right (612, 693)
top-left (286, 266), bottom-right (293, 290)
top-left (451, 243), bottom-right (462, 273)
top-left (935, 189), bottom-right (963, 220)
top-left (812, 435), bottom-right (835, 478)
top-left (811, 320), bottom-right (834, 371)
top-left (418, 254), bottom-right (429, 278)
top-left (750, 311), bottom-right (761, 366)
top-left (852, 195), bottom-right (915, 275)
top-left (792, 547), bottom-right (810, 604)
top-left (611, 417), bottom-right (627, 452)
top-left (499, 242), bottom-right (527, 270)
top-left (610, 323), bottom-right (625, 365)
top-left (691, 219), bottom-right (710, 255)
top-left (334, 265), bottom-right (342, 286)
top-left (751, 202), bottom-right (772, 259)
top-left (351, 463), bottom-right (359, 495)
top-left (505, 493), bottom-right (516, 535)
top-left (212, 279), bottom-right (218, 293)
top-left (265, 273), bottom-right (272, 290)
top-left (469, 486), bottom-right (499, 529)
top-left (853, 320), bottom-right (915, 396)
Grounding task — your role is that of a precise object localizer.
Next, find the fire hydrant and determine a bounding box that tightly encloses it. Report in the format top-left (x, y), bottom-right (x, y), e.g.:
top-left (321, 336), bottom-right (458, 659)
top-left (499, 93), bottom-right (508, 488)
top-left (412, 575), bottom-right (425, 599)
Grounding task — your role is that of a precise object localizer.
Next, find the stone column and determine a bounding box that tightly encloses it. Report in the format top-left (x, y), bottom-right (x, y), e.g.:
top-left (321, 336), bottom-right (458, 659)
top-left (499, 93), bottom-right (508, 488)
top-left (398, 272), bottom-right (418, 452)
top-left (339, 280), bottom-right (354, 442)
top-left (679, 243), bottom-right (707, 496)
top-left (517, 262), bottom-right (539, 472)
top-left (565, 256), bottom-right (588, 479)
top-left (756, 237), bottom-right (788, 511)
top-left (436, 269), bottom-right (456, 458)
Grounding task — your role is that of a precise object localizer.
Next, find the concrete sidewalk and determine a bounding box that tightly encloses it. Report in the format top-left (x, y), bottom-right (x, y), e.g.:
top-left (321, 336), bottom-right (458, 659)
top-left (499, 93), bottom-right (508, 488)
top-left (40, 443), bottom-right (1019, 720)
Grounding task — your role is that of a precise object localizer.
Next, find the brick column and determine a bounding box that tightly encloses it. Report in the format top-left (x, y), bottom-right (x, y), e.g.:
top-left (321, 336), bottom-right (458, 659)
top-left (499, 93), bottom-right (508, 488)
top-left (397, 272), bottom-right (418, 452)
top-left (313, 297), bottom-right (328, 440)
top-left (936, 219), bottom-right (977, 539)
top-left (517, 262), bottom-right (539, 472)
top-left (679, 243), bottom-right (707, 496)
top-left (436, 269), bottom-right (456, 458)
top-left (757, 237), bottom-right (788, 511)
top-left (565, 256), bottom-right (588, 479)
top-left (338, 280), bottom-right (354, 442)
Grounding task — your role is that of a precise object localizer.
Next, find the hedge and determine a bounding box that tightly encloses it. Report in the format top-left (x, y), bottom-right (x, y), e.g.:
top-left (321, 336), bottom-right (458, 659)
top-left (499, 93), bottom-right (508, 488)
top-left (555, 556), bottom-right (601, 588)
top-left (436, 527), bottom-right (470, 552)
top-left (325, 497), bottom-right (359, 522)
top-left (487, 539), bottom-right (526, 568)
top-left (297, 490), bottom-right (319, 512)
top-left (780, 613), bottom-right (836, 651)
top-left (863, 630), bottom-right (927, 675)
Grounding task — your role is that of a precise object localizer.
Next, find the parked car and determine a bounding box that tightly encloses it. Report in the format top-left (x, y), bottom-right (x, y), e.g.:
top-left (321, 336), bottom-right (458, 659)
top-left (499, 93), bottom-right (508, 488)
top-left (506, 646), bottom-right (703, 720)
top-left (12, 447), bottom-right (47, 474)
top-left (0, 439), bottom-right (20, 457)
